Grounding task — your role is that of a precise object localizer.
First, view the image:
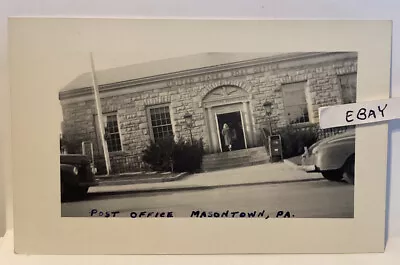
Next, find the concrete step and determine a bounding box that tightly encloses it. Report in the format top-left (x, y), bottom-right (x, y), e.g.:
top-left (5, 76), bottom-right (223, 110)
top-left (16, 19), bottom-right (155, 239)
top-left (202, 146), bottom-right (269, 172)
top-left (203, 153), bottom-right (268, 164)
top-left (219, 147), bottom-right (266, 154)
top-left (203, 156), bottom-right (269, 165)
top-left (203, 147), bottom-right (267, 160)
top-left (203, 154), bottom-right (268, 164)
top-left (202, 156), bottom-right (252, 165)
top-left (202, 159), bottom-right (269, 172)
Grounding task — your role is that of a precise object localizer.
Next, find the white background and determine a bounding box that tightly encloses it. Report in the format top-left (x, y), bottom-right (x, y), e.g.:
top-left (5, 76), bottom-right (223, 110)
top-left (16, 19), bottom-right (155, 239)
top-left (0, 0), bottom-right (399, 248)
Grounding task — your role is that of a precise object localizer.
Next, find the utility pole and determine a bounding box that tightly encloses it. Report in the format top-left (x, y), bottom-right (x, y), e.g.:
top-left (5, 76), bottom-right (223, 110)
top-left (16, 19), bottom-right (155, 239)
top-left (90, 52), bottom-right (111, 175)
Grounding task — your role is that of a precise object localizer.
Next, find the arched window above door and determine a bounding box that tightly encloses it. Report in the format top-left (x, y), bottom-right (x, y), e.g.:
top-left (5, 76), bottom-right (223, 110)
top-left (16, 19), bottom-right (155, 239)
top-left (202, 85), bottom-right (250, 108)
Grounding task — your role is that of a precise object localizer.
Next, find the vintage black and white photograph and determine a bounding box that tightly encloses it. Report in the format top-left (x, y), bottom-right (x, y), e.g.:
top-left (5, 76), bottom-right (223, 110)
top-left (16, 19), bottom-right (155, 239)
top-left (10, 17), bottom-right (391, 254)
top-left (59, 51), bottom-right (357, 219)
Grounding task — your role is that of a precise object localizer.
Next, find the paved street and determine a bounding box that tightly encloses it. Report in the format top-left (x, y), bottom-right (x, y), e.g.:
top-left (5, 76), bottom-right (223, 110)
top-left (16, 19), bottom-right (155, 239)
top-left (61, 179), bottom-right (354, 218)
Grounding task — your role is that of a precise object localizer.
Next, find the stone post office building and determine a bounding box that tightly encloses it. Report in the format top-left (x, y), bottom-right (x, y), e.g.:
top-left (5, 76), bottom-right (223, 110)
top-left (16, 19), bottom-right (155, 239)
top-left (59, 52), bottom-right (357, 172)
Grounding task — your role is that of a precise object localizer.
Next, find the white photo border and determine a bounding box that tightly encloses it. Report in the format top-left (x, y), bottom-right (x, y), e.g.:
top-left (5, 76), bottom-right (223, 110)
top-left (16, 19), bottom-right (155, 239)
top-left (9, 18), bottom-right (392, 254)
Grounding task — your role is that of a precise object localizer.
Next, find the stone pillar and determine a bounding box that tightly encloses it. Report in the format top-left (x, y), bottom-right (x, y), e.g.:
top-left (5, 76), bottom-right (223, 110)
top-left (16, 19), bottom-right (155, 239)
top-left (305, 82), bottom-right (315, 123)
top-left (206, 107), bottom-right (219, 153)
top-left (243, 101), bottom-right (254, 147)
top-left (247, 101), bottom-right (257, 146)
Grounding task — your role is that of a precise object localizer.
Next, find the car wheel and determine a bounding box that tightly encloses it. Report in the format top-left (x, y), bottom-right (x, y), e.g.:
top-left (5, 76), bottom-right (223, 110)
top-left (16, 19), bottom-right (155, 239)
top-left (321, 170), bottom-right (343, 181)
top-left (61, 182), bottom-right (66, 202)
top-left (61, 182), bottom-right (74, 202)
top-left (342, 155), bottom-right (355, 185)
top-left (62, 184), bottom-right (87, 202)
top-left (68, 187), bottom-right (88, 201)
top-left (77, 187), bottom-right (89, 198)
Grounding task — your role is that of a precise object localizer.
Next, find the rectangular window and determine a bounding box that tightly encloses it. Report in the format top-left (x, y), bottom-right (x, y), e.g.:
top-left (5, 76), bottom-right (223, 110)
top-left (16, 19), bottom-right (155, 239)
top-left (148, 105), bottom-right (174, 141)
top-left (94, 113), bottom-right (123, 153)
top-left (104, 114), bottom-right (122, 152)
top-left (281, 81), bottom-right (309, 124)
top-left (339, 73), bottom-right (357, 104)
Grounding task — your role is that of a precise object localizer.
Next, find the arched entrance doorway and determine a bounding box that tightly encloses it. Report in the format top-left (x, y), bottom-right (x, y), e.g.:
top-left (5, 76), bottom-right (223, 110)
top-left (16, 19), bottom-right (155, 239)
top-left (202, 85), bottom-right (256, 153)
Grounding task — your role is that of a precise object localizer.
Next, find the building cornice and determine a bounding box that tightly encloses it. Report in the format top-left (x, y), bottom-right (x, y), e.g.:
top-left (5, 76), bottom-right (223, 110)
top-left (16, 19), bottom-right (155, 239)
top-left (59, 52), bottom-right (357, 100)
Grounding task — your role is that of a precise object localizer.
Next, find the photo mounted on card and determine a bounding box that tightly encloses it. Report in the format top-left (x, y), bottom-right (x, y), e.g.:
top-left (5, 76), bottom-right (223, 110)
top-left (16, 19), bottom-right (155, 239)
top-left (9, 18), bottom-right (392, 254)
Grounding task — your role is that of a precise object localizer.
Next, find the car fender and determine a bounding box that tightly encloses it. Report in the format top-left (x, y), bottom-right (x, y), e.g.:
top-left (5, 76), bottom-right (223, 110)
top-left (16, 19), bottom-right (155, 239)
top-left (60, 164), bottom-right (79, 186)
top-left (315, 141), bottom-right (355, 171)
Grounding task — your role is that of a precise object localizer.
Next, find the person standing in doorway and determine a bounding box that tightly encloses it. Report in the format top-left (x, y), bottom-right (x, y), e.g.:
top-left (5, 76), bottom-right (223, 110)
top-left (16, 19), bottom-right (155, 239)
top-left (222, 123), bottom-right (232, 151)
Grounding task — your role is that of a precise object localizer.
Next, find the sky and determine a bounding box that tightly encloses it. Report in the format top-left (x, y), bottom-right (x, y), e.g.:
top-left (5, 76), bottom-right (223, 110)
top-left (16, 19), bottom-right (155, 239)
top-left (56, 51), bottom-right (197, 128)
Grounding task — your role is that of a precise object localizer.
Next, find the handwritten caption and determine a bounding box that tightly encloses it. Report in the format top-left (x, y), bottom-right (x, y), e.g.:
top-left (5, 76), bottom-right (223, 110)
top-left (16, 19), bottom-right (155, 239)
top-left (345, 104), bottom-right (387, 123)
top-left (319, 97), bottom-right (400, 129)
top-left (89, 209), bottom-right (295, 219)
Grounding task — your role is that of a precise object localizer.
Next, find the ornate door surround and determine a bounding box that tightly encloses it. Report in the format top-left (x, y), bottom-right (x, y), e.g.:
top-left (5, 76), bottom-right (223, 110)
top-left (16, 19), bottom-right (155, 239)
top-left (202, 85), bottom-right (256, 153)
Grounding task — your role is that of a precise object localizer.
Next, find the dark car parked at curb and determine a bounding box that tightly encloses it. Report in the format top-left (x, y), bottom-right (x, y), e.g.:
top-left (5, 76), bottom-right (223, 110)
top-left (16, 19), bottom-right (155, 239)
top-left (301, 129), bottom-right (355, 184)
top-left (60, 154), bottom-right (98, 202)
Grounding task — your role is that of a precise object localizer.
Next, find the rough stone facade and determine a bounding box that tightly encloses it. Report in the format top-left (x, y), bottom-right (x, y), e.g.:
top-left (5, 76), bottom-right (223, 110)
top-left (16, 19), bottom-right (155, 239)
top-left (59, 52), bottom-right (357, 172)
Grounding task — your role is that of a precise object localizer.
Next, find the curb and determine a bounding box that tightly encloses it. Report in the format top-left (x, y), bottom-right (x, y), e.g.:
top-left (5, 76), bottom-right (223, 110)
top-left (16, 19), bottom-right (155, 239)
top-left (95, 172), bottom-right (189, 186)
top-left (88, 177), bottom-right (326, 197)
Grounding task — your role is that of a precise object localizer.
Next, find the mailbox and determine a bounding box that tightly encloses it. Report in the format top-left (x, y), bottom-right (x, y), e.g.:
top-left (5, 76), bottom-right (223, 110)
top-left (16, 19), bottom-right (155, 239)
top-left (268, 135), bottom-right (283, 162)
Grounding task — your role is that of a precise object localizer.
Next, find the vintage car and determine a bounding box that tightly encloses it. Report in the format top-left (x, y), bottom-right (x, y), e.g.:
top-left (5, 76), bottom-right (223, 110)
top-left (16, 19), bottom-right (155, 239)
top-left (301, 129), bottom-right (355, 184)
top-left (60, 154), bottom-right (98, 202)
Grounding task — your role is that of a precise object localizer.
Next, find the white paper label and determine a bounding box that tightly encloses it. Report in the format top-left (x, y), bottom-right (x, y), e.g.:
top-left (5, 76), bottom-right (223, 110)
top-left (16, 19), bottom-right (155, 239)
top-left (318, 97), bottom-right (400, 129)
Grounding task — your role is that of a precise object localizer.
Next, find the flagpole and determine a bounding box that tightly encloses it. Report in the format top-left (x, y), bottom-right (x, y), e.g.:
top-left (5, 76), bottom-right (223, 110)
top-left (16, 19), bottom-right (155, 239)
top-left (90, 52), bottom-right (111, 175)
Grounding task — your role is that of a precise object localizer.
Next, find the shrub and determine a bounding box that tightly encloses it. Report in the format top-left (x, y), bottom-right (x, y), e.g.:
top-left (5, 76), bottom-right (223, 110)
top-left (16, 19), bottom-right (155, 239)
top-left (142, 136), bottom-right (205, 173)
top-left (141, 136), bottom-right (174, 171)
top-left (173, 137), bottom-right (205, 173)
top-left (275, 124), bottom-right (319, 159)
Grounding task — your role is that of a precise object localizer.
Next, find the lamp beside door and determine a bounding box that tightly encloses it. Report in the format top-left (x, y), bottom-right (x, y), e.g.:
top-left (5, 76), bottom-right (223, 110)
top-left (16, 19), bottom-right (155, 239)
top-left (263, 100), bottom-right (273, 136)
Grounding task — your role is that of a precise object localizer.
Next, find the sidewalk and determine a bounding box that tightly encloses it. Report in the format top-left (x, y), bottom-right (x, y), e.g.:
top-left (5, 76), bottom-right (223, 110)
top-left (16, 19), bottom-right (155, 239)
top-left (88, 162), bottom-right (324, 194)
top-left (283, 155), bottom-right (303, 167)
top-left (95, 171), bottom-right (189, 186)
